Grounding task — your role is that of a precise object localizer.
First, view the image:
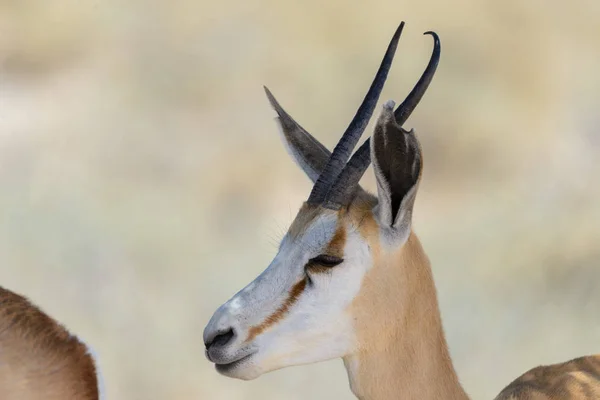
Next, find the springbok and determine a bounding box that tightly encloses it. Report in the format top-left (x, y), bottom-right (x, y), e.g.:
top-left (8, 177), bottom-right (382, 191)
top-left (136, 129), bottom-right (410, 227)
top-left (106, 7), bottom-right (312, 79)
top-left (203, 22), bottom-right (600, 399)
top-left (0, 286), bottom-right (104, 400)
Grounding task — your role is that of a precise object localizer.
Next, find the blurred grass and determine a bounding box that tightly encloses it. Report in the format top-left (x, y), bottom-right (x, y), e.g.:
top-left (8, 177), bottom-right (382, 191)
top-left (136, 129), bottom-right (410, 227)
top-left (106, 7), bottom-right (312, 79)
top-left (1, 1), bottom-right (600, 399)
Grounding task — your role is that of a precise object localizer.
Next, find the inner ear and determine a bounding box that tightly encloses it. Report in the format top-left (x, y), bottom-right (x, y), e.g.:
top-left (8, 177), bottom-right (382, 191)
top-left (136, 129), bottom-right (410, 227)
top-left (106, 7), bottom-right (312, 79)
top-left (372, 103), bottom-right (422, 227)
top-left (389, 131), bottom-right (420, 222)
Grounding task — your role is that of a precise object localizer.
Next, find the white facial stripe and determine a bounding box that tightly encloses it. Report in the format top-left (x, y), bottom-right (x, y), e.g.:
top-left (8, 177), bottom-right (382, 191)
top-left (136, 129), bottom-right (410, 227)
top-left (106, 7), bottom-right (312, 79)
top-left (228, 297), bottom-right (243, 311)
top-left (284, 212), bottom-right (339, 253)
top-left (204, 209), bottom-right (374, 380)
top-left (251, 227), bottom-right (371, 369)
top-left (242, 282), bottom-right (256, 292)
top-left (227, 212), bottom-right (339, 329)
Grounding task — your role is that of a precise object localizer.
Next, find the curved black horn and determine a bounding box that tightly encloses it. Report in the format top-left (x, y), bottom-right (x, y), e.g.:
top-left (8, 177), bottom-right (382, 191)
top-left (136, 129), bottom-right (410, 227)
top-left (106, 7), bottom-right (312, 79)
top-left (325, 31), bottom-right (441, 209)
top-left (306, 22), bottom-right (405, 205)
top-left (324, 138), bottom-right (371, 209)
top-left (394, 31), bottom-right (440, 126)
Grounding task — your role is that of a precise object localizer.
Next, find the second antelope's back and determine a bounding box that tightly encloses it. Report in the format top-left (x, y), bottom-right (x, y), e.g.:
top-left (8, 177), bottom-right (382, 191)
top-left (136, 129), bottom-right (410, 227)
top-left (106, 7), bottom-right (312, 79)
top-left (495, 355), bottom-right (600, 400)
top-left (0, 286), bottom-right (103, 400)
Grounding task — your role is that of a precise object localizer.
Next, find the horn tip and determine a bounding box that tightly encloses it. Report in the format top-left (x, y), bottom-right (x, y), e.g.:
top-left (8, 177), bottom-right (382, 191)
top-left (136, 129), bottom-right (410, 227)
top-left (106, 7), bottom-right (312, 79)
top-left (393, 21), bottom-right (406, 40)
top-left (423, 31), bottom-right (440, 42)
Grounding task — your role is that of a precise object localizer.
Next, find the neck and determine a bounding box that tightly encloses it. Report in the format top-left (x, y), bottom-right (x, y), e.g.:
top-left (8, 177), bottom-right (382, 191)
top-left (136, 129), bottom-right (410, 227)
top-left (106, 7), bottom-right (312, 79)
top-left (344, 233), bottom-right (469, 400)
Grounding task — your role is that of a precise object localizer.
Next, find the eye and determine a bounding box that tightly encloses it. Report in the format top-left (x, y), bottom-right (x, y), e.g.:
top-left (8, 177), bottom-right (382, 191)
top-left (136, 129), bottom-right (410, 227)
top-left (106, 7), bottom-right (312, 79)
top-left (304, 255), bottom-right (343, 286)
top-left (307, 254), bottom-right (344, 268)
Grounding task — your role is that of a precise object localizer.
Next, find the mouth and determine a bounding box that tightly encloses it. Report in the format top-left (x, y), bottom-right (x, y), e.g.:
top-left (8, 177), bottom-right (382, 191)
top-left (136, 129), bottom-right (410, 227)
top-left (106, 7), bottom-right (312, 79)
top-left (214, 352), bottom-right (256, 374)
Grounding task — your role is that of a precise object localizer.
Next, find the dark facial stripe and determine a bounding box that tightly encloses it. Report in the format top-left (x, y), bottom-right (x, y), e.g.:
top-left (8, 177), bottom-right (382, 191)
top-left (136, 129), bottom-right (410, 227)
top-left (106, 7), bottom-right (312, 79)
top-left (246, 279), bottom-right (307, 342)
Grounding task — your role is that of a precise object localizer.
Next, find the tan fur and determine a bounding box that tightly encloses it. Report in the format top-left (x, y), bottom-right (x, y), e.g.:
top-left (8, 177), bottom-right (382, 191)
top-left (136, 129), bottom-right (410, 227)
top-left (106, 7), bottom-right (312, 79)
top-left (246, 279), bottom-right (307, 343)
top-left (343, 213), bottom-right (469, 400)
top-left (495, 355), bottom-right (600, 400)
top-left (0, 286), bottom-right (99, 400)
top-left (326, 222), bottom-right (347, 257)
top-left (214, 160), bottom-right (600, 398)
top-left (337, 198), bottom-right (600, 400)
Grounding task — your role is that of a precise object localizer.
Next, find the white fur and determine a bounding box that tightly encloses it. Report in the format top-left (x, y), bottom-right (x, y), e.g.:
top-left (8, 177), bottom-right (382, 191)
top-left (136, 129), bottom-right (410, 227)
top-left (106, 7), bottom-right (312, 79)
top-left (81, 339), bottom-right (106, 400)
top-left (228, 297), bottom-right (243, 311)
top-left (203, 212), bottom-right (374, 380)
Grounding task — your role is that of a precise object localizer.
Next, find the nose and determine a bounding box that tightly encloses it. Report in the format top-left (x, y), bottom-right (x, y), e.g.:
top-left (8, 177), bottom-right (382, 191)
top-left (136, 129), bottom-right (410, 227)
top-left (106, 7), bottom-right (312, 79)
top-left (204, 327), bottom-right (236, 351)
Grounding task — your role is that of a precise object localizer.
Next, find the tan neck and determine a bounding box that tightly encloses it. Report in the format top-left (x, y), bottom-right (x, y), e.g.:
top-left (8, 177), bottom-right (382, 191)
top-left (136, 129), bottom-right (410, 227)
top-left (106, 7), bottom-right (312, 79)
top-left (344, 233), bottom-right (469, 400)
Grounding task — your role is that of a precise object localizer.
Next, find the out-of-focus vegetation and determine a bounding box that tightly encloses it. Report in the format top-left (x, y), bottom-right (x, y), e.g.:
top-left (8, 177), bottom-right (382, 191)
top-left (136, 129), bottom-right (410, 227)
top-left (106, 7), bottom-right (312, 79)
top-left (1, 1), bottom-right (599, 399)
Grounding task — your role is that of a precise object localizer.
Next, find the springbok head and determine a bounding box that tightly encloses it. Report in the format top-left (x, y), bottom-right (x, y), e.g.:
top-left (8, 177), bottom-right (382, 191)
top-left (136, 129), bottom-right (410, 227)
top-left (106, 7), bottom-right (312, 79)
top-left (204, 22), bottom-right (440, 381)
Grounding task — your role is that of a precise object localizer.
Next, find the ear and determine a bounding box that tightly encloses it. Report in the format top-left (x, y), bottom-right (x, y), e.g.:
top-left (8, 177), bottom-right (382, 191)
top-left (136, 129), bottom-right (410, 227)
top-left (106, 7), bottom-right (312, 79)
top-left (264, 87), bottom-right (331, 183)
top-left (371, 100), bottom-right (422, 234)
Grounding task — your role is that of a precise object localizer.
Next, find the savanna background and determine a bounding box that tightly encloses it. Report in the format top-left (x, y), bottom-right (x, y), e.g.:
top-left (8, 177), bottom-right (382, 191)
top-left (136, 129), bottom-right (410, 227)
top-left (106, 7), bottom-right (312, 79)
top-left (1, 1), bottom-right (599, 399)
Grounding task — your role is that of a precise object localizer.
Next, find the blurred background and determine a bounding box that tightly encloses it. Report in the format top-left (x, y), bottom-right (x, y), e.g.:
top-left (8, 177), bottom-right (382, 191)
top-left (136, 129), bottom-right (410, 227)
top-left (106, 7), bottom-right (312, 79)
top-left (1, 1), bottom-right (599, 399)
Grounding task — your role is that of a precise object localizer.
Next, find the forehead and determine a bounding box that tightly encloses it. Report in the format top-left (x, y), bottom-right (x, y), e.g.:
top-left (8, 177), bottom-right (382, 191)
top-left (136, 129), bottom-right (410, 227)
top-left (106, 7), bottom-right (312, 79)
top-left (287, 204), bottom-right (338, 240)
top-left (283, 206), bottom-right (340, 256)
top-left (284, 198), bottom-right (378, 248)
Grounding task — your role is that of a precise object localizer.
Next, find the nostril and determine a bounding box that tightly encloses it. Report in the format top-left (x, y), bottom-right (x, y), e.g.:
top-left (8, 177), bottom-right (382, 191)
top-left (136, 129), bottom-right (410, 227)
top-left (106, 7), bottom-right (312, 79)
top-left (205, 328), bottom-right (235, 350)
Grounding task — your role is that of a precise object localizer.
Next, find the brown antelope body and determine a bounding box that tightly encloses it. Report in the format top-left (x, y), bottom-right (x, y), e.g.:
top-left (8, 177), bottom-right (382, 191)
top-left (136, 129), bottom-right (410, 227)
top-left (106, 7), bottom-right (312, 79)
top-left (203, 21), bottom-right (600, 399)
top-left (0, 286), bottom-right (103, 400)
top-left (495, 355), bottom-right (600, 400)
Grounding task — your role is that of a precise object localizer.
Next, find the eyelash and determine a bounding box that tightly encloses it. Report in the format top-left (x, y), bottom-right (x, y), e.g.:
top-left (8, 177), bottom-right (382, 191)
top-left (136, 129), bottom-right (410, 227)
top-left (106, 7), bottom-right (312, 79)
top-left (304, 255), bottom-right (344, 284)
top-left (308, 255), bottom-right (344, 267)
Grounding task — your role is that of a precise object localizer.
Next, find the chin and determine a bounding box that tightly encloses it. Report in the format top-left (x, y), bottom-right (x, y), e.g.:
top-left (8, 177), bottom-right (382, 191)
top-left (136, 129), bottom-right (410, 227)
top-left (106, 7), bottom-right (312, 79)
top-left (215, 359), bottom-right (263, 380)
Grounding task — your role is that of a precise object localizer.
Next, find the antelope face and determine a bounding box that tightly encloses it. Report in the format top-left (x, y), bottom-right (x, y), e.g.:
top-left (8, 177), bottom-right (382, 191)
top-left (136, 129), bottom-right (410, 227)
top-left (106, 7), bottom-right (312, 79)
top-left (204, 203), bottom-right (376, 379)
top-left (203, 22), bottom-right (439, 380)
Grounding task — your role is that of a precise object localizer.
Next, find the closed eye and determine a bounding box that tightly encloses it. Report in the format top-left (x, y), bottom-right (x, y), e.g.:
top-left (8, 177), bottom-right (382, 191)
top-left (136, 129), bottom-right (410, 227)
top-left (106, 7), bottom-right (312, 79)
top-left (307, 254), bottom-right (344, 268)
top-left (304, 255), bottom-right (343, 285)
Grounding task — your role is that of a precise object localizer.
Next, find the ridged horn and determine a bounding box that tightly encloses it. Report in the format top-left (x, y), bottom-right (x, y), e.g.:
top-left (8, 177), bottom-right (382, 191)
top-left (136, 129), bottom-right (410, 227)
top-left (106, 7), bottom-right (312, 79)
top-left (306, 22), bottom-right (405, 205)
